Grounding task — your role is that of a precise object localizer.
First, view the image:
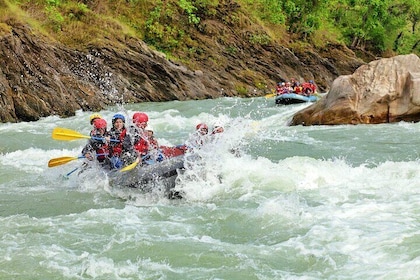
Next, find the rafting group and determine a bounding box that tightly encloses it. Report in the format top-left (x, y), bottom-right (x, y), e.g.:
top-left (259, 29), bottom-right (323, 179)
top-left (80, 112), bottom-right (162, 171)
top-left (276, 78), bottom-right (317, 96)
top-left (49, 112), bottom-right (225, 174)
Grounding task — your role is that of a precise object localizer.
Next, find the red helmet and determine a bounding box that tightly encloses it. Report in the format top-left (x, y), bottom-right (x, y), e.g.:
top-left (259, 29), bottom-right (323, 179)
top-left (93, 118), bottom-right (107, 129)
top-left (196, 123), bottom-right (208, 130)
top-left (132, 112), bottom-right (149, 123)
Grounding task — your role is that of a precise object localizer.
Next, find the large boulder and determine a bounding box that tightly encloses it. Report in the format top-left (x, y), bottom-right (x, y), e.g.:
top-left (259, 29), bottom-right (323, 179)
top-left (290, 54), bottom-right (420, 125)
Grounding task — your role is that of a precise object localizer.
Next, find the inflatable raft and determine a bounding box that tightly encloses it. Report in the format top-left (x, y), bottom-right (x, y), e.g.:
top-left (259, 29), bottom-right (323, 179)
top-left (275, 93), bottom-right (318, 105)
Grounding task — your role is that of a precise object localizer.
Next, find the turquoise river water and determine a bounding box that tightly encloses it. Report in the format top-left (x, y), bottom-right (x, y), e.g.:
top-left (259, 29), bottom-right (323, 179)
top-left (0, 97), bottom-right (419, 279)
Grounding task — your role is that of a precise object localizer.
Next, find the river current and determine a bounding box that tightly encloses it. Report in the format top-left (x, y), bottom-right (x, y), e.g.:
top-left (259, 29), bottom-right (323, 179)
top-left (0, 97), bottom-right (419, 279)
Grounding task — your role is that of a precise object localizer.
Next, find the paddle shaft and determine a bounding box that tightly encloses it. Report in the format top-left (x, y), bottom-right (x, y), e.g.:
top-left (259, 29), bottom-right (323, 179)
top-left (52, 127), bottom-right (119, 142)
top-left (92, 136), bottom-right (119, 142)
top-left (66, 167), bottom-right (79, 177)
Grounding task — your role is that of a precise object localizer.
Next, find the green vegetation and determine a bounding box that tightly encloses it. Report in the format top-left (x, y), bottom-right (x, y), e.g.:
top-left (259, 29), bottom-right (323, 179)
top-left (1, 0), bottom-right (419, 57)
top-left (247, 0), bottom-right (420, 55)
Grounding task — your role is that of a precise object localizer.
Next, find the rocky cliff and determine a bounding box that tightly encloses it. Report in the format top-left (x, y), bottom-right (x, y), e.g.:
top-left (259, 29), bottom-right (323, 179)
top-left (0, 20), bottom-right (364, 123)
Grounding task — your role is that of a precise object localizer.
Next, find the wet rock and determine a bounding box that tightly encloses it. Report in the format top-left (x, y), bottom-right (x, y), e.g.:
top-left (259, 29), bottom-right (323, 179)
top-left (290, 54), bottom-right (420, 125)
top-left (0, 22), bottom-right (363, 123)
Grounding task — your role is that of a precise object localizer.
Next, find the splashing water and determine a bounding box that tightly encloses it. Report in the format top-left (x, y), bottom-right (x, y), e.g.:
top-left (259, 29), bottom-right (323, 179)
top-left (0, 97), bottom-right (419, 279)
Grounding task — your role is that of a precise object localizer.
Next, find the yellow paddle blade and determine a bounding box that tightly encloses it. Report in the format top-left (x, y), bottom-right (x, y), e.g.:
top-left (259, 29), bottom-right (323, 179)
top-left (120, 158), bottom-right (140, 172)
top-left (48, 156), bottom-right (80, 167)
top-left (264, 93), bottom-right (276, 99)
top-left (52, 127), bottom-right (91, 141)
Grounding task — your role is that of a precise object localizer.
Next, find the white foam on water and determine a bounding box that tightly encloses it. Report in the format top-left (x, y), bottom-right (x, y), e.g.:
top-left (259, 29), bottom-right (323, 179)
top-left (2, 98), bottom-right (420, 279)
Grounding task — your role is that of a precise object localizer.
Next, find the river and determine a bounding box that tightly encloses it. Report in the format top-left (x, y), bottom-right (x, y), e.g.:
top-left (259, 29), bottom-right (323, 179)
top-left (0, 97), bottom-right (419, 279)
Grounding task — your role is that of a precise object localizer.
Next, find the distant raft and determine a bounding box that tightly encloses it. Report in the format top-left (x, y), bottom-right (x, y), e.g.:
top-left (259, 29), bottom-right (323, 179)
top-left (275, 93), bottom-right (319, 105)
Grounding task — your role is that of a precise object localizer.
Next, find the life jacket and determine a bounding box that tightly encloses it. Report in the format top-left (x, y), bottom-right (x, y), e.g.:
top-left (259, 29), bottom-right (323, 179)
top-left (302, 82), bottom-right (315, 94)
top-left (96, 145), bottom-right (108, 162)
top-left (310, 83), bottom-right (317, 92)
top-left (134, 137), bottom-right (149, 156)
top-left (110, 128), bottom-right (127, 156)
top-left (148, 136), bottom-right (159, 150)
top-left (90, 137), bottom-right (109, 162)
top-left (280, 86), bottom-right (289, 94)
top-left (129, 126), bottom-right (150, 157)
top-left (81, 130), bottom-right (110, 164)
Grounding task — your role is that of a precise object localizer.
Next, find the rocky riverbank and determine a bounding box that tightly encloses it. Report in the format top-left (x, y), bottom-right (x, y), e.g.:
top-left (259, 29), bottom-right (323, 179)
top-left (1, 20), bottom-right (364, 123)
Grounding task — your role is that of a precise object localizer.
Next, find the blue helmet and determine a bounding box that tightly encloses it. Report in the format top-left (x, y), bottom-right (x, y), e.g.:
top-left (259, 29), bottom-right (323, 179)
top-left (112, 113), bottom-right (125, 123)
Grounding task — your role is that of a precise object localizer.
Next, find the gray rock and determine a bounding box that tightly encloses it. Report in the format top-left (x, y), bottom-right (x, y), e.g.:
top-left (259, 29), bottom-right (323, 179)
top-left (0, 23), bottom-right (363, 123)
top-left (290, 54), bottom-right (420, 125)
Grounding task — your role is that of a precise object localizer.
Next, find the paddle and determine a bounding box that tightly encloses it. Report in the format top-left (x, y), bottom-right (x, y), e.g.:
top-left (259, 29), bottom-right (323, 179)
top-left (48, 153), bottom-right (108, 167)
top-left (120, 157), bottom-right (140, 172)
top-left (264, 89), bottom-right (276, 99)
top-left (48, 156), bottom-right (85, 167)
top-left (52, 127), bottom-right (119, 142)
top-left (65, 167), bottom-right (79, 177)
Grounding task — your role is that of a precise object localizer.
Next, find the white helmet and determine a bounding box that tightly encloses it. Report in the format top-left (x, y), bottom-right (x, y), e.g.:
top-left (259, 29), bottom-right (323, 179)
top-left (213, 121), bottom-right (223, 129)
top-left (145, 125), bottom-right (154, 132)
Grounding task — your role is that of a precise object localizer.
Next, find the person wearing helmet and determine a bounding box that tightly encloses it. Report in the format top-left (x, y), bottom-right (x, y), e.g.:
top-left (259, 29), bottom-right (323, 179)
top-left (209, 121), bottom-right (225, 146)
top-left (275, 82), bottom-right (283, 95)
top-left (108, 113), bottom-right (135, 169)
top-left (89, 113), bottom-right (102, 125)
top-left (308, 80), bottom-right (317, 93)
top-left (81, 118), bottom-right (110, 166)
top-left (109, 113), bottom-right (127, 148)
top-left (290, 77), bottom-right (298, 89)
top-left (186, 122), bottom-right (210, 150)
top-left (294, 81), bottom-right (303, 94)
top-left (143, 125), bottom-right (165, 163)
top-left (276, 82), bottom-right (289, 95)
top-left (285, 82), bottom-right (294, 93)
top-left (145, 125), bottom-right (158, 149)
top-left (89, 113), bottom-right (102, 136)
top-left (132, 112), bottom-right (149, 129)
top-left (129, 112), bottom-right (150, 162)
top-left (302, 80), bottom-right (317, 96)
top-left (196, 123), bottom-right (208, 134)
top-left (211, 121), bottom-right (224, 135)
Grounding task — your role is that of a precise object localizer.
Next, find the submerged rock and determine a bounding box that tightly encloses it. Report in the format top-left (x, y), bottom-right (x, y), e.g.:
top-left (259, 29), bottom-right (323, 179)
top-left (290, 54), bottom-right (420, 125)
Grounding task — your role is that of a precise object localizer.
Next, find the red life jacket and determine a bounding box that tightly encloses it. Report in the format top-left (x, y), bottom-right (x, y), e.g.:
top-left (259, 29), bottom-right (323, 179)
top-left (96, 144), bottom-right (108, 162)
top-left (134, 137), bottom-right (149, 156)
top-left (148, 137), bottom-right (159, 150)
top-left (111, 129), bottom-right (127, 156)
top-left (301, 83), bottom-right (313, 94)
